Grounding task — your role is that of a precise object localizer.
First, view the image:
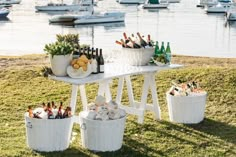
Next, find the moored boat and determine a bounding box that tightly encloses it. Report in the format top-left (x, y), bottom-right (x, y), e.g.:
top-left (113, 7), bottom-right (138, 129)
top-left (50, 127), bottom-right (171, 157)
top-left (35, 0), bottom-right (97, 12)
top-left (161, 0), bottom-right (180, 3)
top-left (73, 11), bottom-right (125, 24)
top-left (117, 0), bottom-right (145, 4)
top-left (0, 7), bottom-right (9, 18)
top-left (205, 2), bottom-right (231, 13)
top-left (35, 4), bottom-right (90, 12)
top-left (0, 0), bottom-right (21, 5)
top-left (226, 6), bottom-right (236, 20)
top-left (142, 0), bottom-right (169, 9)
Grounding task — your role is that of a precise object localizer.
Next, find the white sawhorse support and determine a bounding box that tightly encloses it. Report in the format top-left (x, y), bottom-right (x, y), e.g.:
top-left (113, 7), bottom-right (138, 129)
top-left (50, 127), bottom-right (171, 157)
top-left (70, 81), bottom-right (112, 124)
top-left (116, 72), bottom-right (161, 124)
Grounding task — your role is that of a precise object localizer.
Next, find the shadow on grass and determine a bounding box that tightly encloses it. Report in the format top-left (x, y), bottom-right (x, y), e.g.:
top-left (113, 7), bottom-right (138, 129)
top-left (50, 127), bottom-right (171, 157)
top-left (35, 118), bottom-right (236, 157)
top-left (185, 118), bottom-right (236, 145)
top-left (36, 147), bottom-right (91, 157)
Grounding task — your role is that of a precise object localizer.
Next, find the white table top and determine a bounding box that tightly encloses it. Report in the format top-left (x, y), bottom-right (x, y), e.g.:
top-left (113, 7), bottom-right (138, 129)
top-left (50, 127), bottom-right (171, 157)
top-left (49, 63), bottom-right (183, 85)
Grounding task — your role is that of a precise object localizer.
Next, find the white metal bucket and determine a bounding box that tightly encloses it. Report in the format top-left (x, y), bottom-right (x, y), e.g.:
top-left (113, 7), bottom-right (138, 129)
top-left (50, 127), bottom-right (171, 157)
top-left (116, 47), bottom-right (154, 66)
top-left (24, 113), bottom-right (73, 152)
top-left (166, 92), bottom-right (207, 124)
top-left (79, 111), bottom-right (126, 152)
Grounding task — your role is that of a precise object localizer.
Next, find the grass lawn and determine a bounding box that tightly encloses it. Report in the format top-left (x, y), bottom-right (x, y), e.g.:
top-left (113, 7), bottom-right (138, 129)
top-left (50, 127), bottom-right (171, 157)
top-left (0, 55), bottom-right (235, 157)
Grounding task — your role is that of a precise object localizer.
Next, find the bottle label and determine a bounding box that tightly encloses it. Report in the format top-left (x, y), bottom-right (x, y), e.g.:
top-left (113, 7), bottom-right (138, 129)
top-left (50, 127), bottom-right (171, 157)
top-left (100, 65), bottom-right (104, 72)
top-left (91, 59), bottom-right (97, 73)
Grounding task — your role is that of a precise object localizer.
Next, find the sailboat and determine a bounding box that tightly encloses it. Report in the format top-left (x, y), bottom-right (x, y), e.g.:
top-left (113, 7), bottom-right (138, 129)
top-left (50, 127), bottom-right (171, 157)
top-left (142, 0), bottom-right (169, 9)
top-left (117, 0), bottom-right (145, 4)
top-left (0, 0), bottom-right (21, 5)
top-left (35, 0), bottom-right (96, 12)
top-left (0, 7), bottom-right (9, 18)
top-left (73, 11), bottom-right (125, 24)
top-left (226, 5), bottom-right (236, 20)
top-left (205, 2), bottom-right (231, 13)
top-left (49, 0), bottom-right (125, 24)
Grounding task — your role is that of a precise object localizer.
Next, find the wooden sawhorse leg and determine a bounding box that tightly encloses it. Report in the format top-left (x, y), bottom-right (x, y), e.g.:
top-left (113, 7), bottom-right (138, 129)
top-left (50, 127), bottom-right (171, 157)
top-left (116, 73), bottom-right (161, 124)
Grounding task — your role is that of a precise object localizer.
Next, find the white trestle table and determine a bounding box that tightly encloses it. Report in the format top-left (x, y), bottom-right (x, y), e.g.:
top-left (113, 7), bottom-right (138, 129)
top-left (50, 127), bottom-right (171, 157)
top-left (49, 63), bottom-right (183, 124)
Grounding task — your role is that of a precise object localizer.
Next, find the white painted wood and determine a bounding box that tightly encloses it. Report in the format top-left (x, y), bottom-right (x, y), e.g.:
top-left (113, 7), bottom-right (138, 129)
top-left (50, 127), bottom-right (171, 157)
top-left (49, 63), bottom-right (183, 85)
top-left (70, 85), bottom-right (79, 115)
top-left (105, 81), bottom-right (112, 101)
top-left (79, 85), bottom-right (88, 111)
top-left (125, 76), bottom-right (135, 107)
top-left (49, 63), bottom-right (183, 124)
top-left (116, 77), bottom-right (124, 104)
top-left (73, 115), bottom-right (80, 124)
top-left (149, 73), bottom-right (161, 120)
top-left (98, 80), bottom-right (112, 101)
top-left (119, 104), bottom-right (144, 116)
top-left (98, 82), bottom-right (105, 97)
top-left (138, 74), bottom-right (150, 123)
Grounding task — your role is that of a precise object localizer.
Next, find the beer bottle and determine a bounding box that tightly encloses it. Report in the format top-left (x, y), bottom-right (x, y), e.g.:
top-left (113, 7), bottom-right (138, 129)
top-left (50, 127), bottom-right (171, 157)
top-left (28, 106), bottom-right (34, 118)
top-left (42, 102), bottom-right (47, 112)
top-left (47, 102), bottom-right (54, 119)
top-left (51, 101), bottom-right (56, 109)
top-left (63, 106), bottom-right (69, 118)
top-left (56, 102), bottom-right (63, 119)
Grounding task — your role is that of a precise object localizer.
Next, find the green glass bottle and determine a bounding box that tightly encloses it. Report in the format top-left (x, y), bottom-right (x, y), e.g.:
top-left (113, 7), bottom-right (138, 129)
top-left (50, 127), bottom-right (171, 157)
top-left (165, 42), bottom-right (171, 64)
top-left (154, 41), bottom-right (160, 57)
top-left (160, 42), bottom-right (165, 54)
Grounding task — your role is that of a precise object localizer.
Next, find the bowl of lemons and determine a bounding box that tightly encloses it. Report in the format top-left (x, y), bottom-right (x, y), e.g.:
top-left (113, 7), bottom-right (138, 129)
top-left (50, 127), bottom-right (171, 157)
top-left (67, 55), bottom-right (92, 78)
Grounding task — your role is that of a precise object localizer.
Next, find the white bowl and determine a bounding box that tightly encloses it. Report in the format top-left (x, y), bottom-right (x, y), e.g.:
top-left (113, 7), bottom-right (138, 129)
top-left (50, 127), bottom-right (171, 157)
top-left (67, 63), bottom-right (92, 78)
top-left (115, 47), bottom-right (154, 66)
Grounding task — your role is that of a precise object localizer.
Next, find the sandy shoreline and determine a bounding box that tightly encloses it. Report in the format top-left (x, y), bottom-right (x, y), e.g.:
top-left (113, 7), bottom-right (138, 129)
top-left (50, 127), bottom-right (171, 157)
top-left (0, 54), bottom-right (236, 70)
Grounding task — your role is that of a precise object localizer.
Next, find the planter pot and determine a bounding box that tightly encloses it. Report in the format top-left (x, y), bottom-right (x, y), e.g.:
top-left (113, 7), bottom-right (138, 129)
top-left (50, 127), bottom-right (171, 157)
top-left (115, 47), bottom-right (154, 66)
top-left (49, 54), bottom-right (72, 76)
top-left (79, 111), bottom-right (126, 152)
top-left (24, 113), bottom-right (73, 152)
top-left (166, 92), bottom-right (207, 124)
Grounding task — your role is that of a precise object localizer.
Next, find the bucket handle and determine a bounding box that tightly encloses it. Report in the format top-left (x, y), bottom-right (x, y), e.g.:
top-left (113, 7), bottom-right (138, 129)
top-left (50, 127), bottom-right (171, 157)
top-left (27, 122), bottom-right (32, 129)
top-left (80, 123), bottom-right (86, 130)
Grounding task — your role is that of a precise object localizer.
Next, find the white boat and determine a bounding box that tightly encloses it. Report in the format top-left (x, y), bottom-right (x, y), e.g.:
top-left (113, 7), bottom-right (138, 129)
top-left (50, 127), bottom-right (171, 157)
top-left (74, 11), bottom-right (125, 24)
top-left (35, 4), bottom-right (90, 11)
top-left (206, 2), bottom-right (231, 13)
top-left (0, 0), bottom-right (21, 5)
top-left (161, 0), bottom-right (180, 3)
top-left (197, 0), bottom-right (232, 7)
top-left (0, 4), bottom-right (12, 7)
top-left (49, 14), bottom-right (83, 23)
top-left (142, 0), bottom-right (169, 9)
top-left (117, 0), bottom-right (145, 4)
top-left (0, 7), bottom-right (9, 18)
top-left (226, 6), bottom-right (236, 20)
top-left (35, 0), bottom-right (97, 12)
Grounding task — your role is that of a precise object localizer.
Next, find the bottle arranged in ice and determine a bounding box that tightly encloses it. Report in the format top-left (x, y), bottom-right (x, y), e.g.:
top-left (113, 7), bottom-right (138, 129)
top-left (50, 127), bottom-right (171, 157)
top-left (154, 41), bottom-right (160, 56)
top-left (137, 32), bottom-right (147, 47)
top-left (165, 42), bottom-right (171, 64)
top-left (99, 49), bottom-right (104, 73)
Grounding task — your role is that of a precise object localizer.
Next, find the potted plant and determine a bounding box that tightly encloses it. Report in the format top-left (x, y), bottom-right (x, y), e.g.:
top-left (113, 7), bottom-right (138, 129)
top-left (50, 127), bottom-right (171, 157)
top-left (44, 41), bottom-right (74, 76)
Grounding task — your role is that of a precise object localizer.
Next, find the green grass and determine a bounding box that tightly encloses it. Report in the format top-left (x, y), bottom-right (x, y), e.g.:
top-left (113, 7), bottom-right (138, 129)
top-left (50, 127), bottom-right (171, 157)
top-left (0, 59), bottom-right (236, 157)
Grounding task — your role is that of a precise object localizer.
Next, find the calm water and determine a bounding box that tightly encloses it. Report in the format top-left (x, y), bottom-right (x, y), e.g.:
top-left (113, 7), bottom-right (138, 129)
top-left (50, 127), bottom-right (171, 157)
top-left (0, 0), bottom-right (236, 58)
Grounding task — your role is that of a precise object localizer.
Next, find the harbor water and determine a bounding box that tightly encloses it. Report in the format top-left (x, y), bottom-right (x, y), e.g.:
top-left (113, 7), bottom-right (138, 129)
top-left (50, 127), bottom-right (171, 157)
top-left (0, 0), bottom-right (236, 58)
